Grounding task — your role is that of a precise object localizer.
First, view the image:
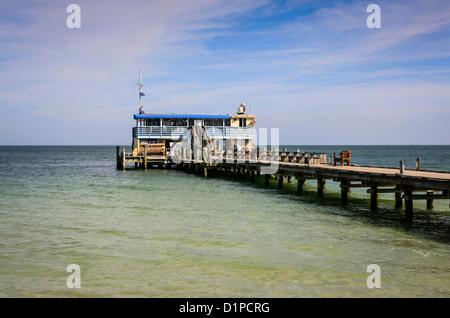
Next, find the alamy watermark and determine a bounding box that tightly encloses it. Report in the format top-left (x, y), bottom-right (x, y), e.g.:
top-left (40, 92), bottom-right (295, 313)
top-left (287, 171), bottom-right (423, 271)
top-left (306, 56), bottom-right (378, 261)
top-left (366, 4), bottom-right (381, 29)
top-left (366, 264), bottom-right (381, 288)
top-left (168, 127), bottom-right (280, 174)
top-left (66, 4), bottom-right (81, 29)
top-left (66, 264), bottom-right (81, 288)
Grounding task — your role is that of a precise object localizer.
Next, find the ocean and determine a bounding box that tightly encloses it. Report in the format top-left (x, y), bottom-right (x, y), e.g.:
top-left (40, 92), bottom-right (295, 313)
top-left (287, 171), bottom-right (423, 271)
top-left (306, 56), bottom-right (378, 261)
top-left (0, 145), bottom-right (449, 297)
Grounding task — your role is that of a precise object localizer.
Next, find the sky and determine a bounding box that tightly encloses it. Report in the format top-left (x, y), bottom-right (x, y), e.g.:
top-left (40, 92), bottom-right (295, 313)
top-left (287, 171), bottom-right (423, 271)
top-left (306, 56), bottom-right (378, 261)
top-left (0, 0), bottom-right (449, 145)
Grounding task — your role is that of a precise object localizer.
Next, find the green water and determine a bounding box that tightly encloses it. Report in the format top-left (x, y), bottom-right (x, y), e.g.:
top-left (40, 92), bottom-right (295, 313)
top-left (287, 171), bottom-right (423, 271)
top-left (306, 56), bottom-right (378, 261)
top-left (0, 146), bottom-right (448, 297)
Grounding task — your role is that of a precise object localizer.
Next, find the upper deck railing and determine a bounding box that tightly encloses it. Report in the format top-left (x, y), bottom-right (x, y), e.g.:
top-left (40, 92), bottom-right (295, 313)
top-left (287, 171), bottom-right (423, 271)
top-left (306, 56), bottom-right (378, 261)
top-left (134, 126), bottom-right (255, 139)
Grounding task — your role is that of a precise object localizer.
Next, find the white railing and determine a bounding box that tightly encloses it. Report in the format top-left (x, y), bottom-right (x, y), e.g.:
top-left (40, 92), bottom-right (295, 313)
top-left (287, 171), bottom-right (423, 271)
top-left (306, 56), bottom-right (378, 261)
top-left (205, 126), bottom-right (255, 139)
top-left (135, 126), bottom-right (255, 139)
top-left (135, 126), bottom-right (190, 139)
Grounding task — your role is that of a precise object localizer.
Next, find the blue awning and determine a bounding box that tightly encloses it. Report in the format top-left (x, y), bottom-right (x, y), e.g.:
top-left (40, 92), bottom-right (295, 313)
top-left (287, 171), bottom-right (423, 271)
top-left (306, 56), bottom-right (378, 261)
top-left (134, 114), bottom-right (231, 119)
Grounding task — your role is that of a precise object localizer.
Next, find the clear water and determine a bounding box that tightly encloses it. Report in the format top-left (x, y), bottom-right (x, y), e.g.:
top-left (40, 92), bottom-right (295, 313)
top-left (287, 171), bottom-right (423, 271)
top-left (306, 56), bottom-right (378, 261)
top-left (0, 145), bottom-right (448, 297)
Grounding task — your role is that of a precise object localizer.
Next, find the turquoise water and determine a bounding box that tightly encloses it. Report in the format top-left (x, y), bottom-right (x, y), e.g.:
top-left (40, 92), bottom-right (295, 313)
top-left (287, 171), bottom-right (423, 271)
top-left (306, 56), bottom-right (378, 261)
top-left (0, 145), bottom-right (449, 297)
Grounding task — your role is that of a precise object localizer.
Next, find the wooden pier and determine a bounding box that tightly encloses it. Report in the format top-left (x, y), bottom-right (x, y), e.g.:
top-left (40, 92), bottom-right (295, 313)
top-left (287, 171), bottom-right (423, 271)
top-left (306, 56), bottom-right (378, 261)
top-left (117, 146), bottom-right (450, 221)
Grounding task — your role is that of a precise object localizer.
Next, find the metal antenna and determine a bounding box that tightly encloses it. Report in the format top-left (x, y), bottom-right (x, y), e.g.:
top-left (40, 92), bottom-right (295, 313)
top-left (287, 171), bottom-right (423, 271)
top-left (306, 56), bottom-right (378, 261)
top-left (138, 69), bottom-right (143, 112)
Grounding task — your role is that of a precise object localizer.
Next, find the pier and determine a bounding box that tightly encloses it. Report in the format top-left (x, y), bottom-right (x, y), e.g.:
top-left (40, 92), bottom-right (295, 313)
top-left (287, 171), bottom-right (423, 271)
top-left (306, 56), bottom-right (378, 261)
top-left (119, 72), bottom-right (449, 222)
top-left (117, 147), bottom-right (450, 221)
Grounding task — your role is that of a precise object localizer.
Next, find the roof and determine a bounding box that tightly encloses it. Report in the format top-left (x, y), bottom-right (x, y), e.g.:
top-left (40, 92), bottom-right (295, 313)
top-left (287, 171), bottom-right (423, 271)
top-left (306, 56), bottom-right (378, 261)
top-left (134, 113), bottom-right (232, 119)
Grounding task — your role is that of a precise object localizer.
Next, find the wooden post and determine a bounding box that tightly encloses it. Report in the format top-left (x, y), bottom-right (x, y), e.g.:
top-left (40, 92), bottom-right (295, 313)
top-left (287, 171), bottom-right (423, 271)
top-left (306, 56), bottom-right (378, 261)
top-left (416, 158), bottom-right (420, 171)
top-left (404, 189), bottom-right (414, 219)
top-left (116, 146), bottom-right (120, 169)
top-left (204, 165), bottom-right (208, 178)
top-left (278, 175), bottom-right (283, 189)
top-left (426, 191), bottom-right (433, 209)
top-left (144, 148), bottom-right (147, 170)
top-left (250, 170), bottom-right (255, 183)
top-left (287, 176), bottom-right (292, 183)
top-left (341, 180), bottom-right (349, 205)
top-left (370, 183), bottom-right (378, 211)
top-left (297, 178), bottom-right (305, 195)
top-left (395, 185), bottom-right (402, 209)
top-left (399, 160), bottom-right (404, 174)
top-left (122, 147), bottom-right (126, 171)
top-left (264, 174), bottom-right (270, 186)
top-left (317, 178), bottom-right (325, 197)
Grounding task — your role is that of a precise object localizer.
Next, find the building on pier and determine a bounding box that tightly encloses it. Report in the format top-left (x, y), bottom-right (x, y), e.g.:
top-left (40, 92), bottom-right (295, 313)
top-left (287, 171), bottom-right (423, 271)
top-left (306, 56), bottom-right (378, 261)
top-left (131, 71), bottom-right (256, 162)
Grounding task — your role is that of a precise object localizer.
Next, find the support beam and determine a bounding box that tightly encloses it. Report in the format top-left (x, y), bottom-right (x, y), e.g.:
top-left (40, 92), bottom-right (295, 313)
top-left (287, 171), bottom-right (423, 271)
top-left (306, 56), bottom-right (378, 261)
top-left (395, 185), bottom-right (402, 209)
top-left (278, 175), bottom-right (283, 189)
top-left (116, 146), bottom-right (121, 169)
top-left (122, 147), bottom-right (126, 171)
top-left (405, 194), bottom-right (448, 200)
top-left (203, 165), bottom-right (208, 178)
top-left (297, 178), bottom-right (305, 195)
top-left (144, 148), bottom-right (147, 170)
top-left (264, 174), bottom-right (270, 186)
top-left (426, 191), bottom-right (433, 209)
top-left (340, 183), bottom-right (370, 188)
top-left (370, 184), bottom-right (378, 211)
top-left (404, 189), bottom-right (414, 220)
top-left (250, 170), bottom-right (255, 183)
top-left (366, 188), bottom-right (399, 194)
top-left (317, 178), bottom-right (325, 197)
top-left (341, 180), bottom-right (349, 205)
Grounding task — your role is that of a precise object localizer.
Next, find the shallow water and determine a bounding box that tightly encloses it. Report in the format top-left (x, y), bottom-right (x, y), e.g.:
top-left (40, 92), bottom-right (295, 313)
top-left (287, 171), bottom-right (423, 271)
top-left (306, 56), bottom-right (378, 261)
top-left (0, 145), bottom-right (448, 297)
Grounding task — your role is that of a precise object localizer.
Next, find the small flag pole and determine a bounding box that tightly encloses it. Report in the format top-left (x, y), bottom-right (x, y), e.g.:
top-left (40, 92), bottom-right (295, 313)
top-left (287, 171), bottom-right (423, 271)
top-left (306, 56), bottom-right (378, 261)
top-left (138, 69), bottom-right (143, 112)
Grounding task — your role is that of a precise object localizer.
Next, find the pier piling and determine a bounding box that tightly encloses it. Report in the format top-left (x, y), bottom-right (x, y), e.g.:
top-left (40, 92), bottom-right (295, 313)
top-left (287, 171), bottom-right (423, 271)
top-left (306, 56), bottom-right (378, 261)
top-left (426, 191), bottom-right (434, 209)
top-left (116, 146), bottom-right (121, 169)
top-left (265, 174), bottom-right (270, 186)
top-left (278, 175), bottom-right (283, 189)
top-left (341, 180), bottom-right (349, 205)
top-left (297, 178), bottom-right (305, 195)
top-left (317, 178), bottom-right (325, 198)
top-left (404, 188), bottom-right (414, 219)
top-left (395, 185), bottom-right (403, 209)
top-left (370, 184), bottom-right (378, 211)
